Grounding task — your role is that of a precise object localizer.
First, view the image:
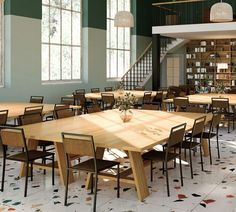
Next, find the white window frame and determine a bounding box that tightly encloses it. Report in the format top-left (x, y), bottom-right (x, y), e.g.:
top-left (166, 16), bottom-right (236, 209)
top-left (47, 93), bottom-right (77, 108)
top-left (41, 0), bottom-right (82, 83)
top-left (0, 3), bottom-right (4, 87)
top-left (106, 0), bottom-right (131, 79)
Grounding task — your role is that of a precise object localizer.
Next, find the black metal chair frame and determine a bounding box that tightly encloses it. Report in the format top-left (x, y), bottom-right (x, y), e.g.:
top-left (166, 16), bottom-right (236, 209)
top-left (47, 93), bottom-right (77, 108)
top-left (30, 96), bottom-right (44, 103)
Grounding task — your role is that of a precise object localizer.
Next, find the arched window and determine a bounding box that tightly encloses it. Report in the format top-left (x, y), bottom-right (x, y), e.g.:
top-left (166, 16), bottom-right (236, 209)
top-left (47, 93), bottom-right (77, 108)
top-left (106, 0), bottom-right (131, 79)
top-left (42, 0), bottom-right (81, 82)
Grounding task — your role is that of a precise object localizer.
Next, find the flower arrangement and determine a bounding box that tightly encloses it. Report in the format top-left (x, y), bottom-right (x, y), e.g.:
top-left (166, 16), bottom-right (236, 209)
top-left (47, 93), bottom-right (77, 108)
top-left (116, 92), bottom-right (136, 112)
top-left (116, 92), bottom-right (136, 122)
top-left (114, 81), bottom-right (124, 92)
top-left (215, 83), bottom-right (226, 94)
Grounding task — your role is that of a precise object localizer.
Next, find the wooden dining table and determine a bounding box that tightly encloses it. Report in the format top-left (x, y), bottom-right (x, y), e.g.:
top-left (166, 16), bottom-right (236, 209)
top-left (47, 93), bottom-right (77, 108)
top-left (0, 102), bottom-right (80, 118)
top-left (19, 109), bottom-right (212, 201)
top-left (163, 93), bottom-right (236, 110)
top-left (67, 90), bottom-right (164, 100)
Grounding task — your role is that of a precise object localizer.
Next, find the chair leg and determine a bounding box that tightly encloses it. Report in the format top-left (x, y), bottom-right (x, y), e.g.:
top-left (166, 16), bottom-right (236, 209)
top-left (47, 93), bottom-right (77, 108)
top-left (42, 146), bottom-right (46, 175)
top-left (189, 149), bottom-right (193, 179)
top-left (165, 161), bottom-right (170, 197)
top-left (24, 162), bottom-right (29, 197)
top-left (174, 148), bottom-right (176, 168)
top-left (64, 168), bottom-right (70, 206)
top-left (199, 144), bottom-right (204, 171)
top-left (216, 134), bottom-right (220, 159)
top-left (179, 155), bottom-right (183, 187)
top-left (228, 118), bottom-right (230, 133)
top-left (184, 148), bottom-right (187, 160)
top-left (30, 161), bottom-right (33, 181)
top-left (1, 157), bottom-right (6, 192)
top-left (150, 160), bottom-right (153, 182)
top-left (91, 173), bottom-right (94, 194)
top-left (52, 155), bottom-right (55, 186)
top-left (117, 164), bottom-right (120, 198)
top-left (93, 173), bottom-right (98, 212)
top-left (208, 138), bottom-right (212, 165)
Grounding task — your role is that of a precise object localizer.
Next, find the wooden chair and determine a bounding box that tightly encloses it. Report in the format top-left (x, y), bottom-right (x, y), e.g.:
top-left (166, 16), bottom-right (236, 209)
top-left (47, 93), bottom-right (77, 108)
top-left (173, 97), bottom-right (189, 112)
top-left (29, 96), bottom-right (44, 103)
top-left (142, 104), bottom-right (159, 110)
top-left (0, 110), bottom-right (8, 126)
top-left (55, 108), bottom-right (75, 119)
top-left (73, 93), bottom-right (88, 114)
top-left (24, 105), bottom-right (43, 115)
top-left (134, 92), bottom-right (152, 108)
top-left (62, 133), bottom-right (120, 211)
top-left (142, 123), bottom-right (186, 196)
top-left (151, 92), bottom-right (163, 109)
top-left (87, 104), bottom-right (102, 113)
top-left (101, 93), bottom-right (115, 110)
top-left (91, 88), bottom-right (100, 93)
top-left (75, 89), bottom-right (86, 94)
top-left (182, 116), bottom-right (206, 179)
top-left (190, 113), bottom-right (221, 165)
top-left (0, 127), bottom-right (54, 197)
top-left (61, 97), bottom-right (74, 105)
top-left (211, 97), bottom-right (234, 133)
top-left (104, 87), bottom-right (113, 92)
top-left (46, 104), bottom-right (70, 121)
top-left (186, 105), bottom-right (206, 113)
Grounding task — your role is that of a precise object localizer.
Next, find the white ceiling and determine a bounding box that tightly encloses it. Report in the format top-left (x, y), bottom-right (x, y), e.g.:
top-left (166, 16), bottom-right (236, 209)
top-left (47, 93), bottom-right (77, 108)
top-left (152, 22), bottom-right (236, 39)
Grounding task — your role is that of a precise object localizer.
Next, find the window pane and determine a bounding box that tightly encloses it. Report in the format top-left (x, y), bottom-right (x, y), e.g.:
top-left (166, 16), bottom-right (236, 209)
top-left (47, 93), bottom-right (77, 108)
top-left (106, 19), bottom-right (111, 47)
top-left (125, 51), bottom-right (130, 71)
top-left (51, 0), bottom-right (61, 7)
top-left (106, 49), bottom-right (111, 77)
top-left (42, 0), bottom-right (49, 5)
top-left (50, 45), bottom-right (60, 80)
top-left (110, 0), bottom-right (117, 19)
top-left (50, 7), bottom-right (61, 44)
top-left (118, 0), bottom-right (125, 11)
top-left (62, 10), bottom-right (71, 45)
top-left (42, 44), bottom-right (49, 81)
top-left (118, 50), bottom-right (124, 77)
top-left (62, 46), bottom-right (72, 80)
top-left (62, 0), bottom-right (71, 9)
top-left (72, 0), bottom-right (81, 12)
top-left (118, 28), bottom-right (124, 49)
top-left (110, 20), bottom-right (117, 48)
top-left (124, 28), bottom-right (130, 50)
top-left (107, 0), bottom-right (110, 18)
top-left (72, 47), bottom-right (81, 79)
top-left (72, 12), bottom-right (80, 45)
top-left (110, 50), bottom-right (117, 78)
top-left (42, 6), bottom-right (49, 43)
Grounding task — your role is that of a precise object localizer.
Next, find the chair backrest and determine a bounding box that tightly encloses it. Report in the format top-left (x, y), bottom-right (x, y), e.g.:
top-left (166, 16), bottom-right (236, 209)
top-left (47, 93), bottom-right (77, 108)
top-left (211, 98), bottom-right (229, 112)
top-left (173, 97), bottom-right (189, 111)
top-left (75, 89), bottom-right (86, 94)
top-left (55, 108), bottom-right (75, 119)
top-left (24, 105), bottom-right (43, 115)
top-left (104, 87), bottom-right (113, 92)
top-left (73, 93), bottom-right (86, 106)
top-left (186, 106), bottom-right (205, 113)
top-left (19, 113), bottom-right (42, 125)
top-left (0, 110), bottom-right (8, 125)
top-left (61, 97), bottom-right (74, 105)
top-left (142, 104), bottom-right (159, 110)
top-left (54, 104), bottom-right (70, 111)
top-left (87, 104), bottom-right (102, 113)
top-left (191, 116), bottom-right (206, 137)
top-left (62, 133), bottom-right (96, 167)
top-left (101, 93), bottom-right (115, 109)
top-left (91, 88), bottom-right (100, 93)
top-left (167, 123), bottom-right (187, 150)
top-left (0, 127), bottom-right (27, 149)
top-left (210, 113), bottom-right (221, 130)
top-left (143, 92), bottom-right (152, 104)
top-left (179, 91), bottom-right (187, 97)
top-left (134, 86), bottom-right (145, 91)
top-left (30, 96), bottom-right (44, 103)
top-left (153, 92), bottom-right (163, 102)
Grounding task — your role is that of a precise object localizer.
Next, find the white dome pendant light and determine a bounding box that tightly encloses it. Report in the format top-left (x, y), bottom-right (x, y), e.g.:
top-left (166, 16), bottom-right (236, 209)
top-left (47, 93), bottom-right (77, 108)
top-left (114, 11), bottom-right (134, 27)
top-left (210, 0), bottom-right (233, 22)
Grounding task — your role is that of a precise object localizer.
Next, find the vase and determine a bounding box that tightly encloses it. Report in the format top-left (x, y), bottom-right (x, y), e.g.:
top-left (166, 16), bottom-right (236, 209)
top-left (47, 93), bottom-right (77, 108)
top-left (120, 110), bottom-right (133, 123)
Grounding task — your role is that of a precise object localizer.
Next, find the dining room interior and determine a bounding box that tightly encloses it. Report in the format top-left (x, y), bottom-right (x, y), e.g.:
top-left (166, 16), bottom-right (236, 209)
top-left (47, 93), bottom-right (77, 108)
top-left (0, 0), bottom-right (236, 212)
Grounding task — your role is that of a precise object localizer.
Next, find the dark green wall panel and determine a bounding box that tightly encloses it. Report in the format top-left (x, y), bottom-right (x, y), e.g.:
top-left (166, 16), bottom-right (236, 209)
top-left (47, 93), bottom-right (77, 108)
top-left (82, 0), bottom-right (106, 30)
top-left (4, 0), bottom-right (42, 20)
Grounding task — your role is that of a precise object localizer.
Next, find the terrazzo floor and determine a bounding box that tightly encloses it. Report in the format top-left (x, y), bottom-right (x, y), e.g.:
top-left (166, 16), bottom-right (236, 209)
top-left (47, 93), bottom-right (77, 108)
top-left (0, 128), bottom-right (236, 212)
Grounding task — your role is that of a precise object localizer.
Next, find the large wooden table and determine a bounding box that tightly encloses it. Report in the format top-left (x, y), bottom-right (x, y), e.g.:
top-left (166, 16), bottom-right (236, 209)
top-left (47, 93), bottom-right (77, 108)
top-left (0, 102), bottom-right (80, 118)
top-left (67, 90), bottom-right (162, 100)
top-left (163, 93), bottom-right (236, 109)
top-left (20, 109), bottom-right (212, 201)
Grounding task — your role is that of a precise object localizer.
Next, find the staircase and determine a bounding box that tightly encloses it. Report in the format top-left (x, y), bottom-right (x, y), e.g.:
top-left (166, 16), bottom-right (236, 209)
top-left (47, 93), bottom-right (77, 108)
top-left (121, 37), bottom-right (187, 90)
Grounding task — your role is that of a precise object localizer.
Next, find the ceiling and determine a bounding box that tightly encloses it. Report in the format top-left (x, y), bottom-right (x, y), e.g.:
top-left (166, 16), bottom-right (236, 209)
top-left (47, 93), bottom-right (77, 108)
top-left (152, 22), bottom-right (236, 39)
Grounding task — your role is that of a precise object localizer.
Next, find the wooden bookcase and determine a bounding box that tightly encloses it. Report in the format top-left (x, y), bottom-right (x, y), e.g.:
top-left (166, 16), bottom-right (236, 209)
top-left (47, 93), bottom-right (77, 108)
top-left (186, 39), bottom-right (236, 89)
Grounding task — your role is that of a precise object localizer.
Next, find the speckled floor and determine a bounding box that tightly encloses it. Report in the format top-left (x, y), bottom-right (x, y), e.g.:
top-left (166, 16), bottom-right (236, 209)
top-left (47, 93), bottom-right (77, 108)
top-left (0, 128), bottom-right (236, 212)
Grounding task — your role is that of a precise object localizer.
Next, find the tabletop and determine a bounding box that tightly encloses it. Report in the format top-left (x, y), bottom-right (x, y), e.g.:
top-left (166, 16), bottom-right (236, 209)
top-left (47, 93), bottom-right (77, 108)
top-left (163, 93), bottom-right (236, 105)
top-left (21, 109), bottom-right (212, 152)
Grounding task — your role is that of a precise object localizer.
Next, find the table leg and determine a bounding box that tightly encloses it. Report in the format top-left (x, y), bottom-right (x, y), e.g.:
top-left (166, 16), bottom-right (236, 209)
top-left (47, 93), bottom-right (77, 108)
top-left (20, 139), bottom-right (38, 177)
top-left (201, 138), bottom-right (209, 157)
top-left (85, 147), bottom-right (105, 190)
top-left (128, 151), bottom-right (149, 201)
top-left (162, 102), bottom-right (167, 111)
top-left (54, 142), bottom-right (74, 185)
